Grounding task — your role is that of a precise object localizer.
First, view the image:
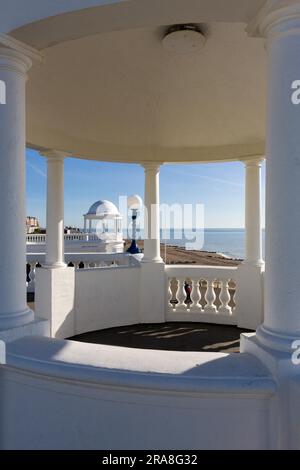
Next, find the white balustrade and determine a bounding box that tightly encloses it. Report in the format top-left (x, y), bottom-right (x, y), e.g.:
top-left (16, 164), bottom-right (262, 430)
top-left (165, 266), bottom-right (238, 325)
top-left (26, 233), bottom-right (101, 244)
top-left (26, 234), bottom-right (46, 244)
top-left (26, 252), bottom-right (139, 293)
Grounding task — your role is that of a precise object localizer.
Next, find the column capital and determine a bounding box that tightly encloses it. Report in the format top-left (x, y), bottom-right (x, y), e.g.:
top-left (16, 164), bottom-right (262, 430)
top-left (0, 47), bottom-right (32, 77)
top-left (0, 33), bottom-right (42, 76)
top-left (40, 150), bottom-right (67, 162)
top-left (240, 156), bottom-right (265, 168)
top-left (142, 161), bottom-right (163, 172)
top-left (247, 0), bottom-right (300, 39)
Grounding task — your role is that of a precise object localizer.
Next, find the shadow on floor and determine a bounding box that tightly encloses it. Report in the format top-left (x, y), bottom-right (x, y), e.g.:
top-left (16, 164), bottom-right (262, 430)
top-left (70, 322), bottom-right (253, 353)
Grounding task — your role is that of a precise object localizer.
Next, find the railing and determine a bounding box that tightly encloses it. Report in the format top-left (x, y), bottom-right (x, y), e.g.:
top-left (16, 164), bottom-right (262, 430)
top-left (26, 233), bottom-right (101, 243)
top-left (26, 253), bottom-right (139, 293)
top-left (26, 234), bottom-right (46, 243)
top-left (64, 233), bottom-right (101, 241)
top-left (165, 265), bottom-right (238, 325)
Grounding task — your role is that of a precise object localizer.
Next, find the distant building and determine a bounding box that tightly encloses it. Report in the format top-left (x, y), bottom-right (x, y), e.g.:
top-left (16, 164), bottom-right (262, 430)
top-left (26, 216), bottom-right (39, 234)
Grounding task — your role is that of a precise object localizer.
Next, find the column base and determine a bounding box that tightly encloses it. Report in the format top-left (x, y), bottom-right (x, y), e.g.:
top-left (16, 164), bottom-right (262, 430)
top-left (255, 324), bottom-right (300, 353)
top-left (241, 331), bottom-right (300, 449)
top-left (0, 316), bottom-right (50, 343)
top-left (241, 329), bottom-right (300, 382)
top-left (43, 262), bottom-right (67, 269)
top-left (141, 256), bottom-right (163, 264)
top-left (243, 259), bottom-right (265, 269)
top-left (0, 307), bottom-right (34, 331)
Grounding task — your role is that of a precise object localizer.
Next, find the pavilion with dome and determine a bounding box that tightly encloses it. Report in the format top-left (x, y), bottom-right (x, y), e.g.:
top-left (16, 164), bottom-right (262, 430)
top-left (83, 199), bottom-right (123, 241)
top-left (26, 199), bottom-right (125, 263)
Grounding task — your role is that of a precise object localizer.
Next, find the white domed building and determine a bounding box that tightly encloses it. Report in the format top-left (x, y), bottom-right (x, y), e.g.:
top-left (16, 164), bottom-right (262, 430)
top-left (26, 199), bottom-right (125, 265)
top-left (83, 199), bottom-right (123, 247)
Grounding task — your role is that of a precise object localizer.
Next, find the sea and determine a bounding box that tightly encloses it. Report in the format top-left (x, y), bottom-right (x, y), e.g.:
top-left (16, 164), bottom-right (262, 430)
top-left (126, 228), bottom-right (265, 260)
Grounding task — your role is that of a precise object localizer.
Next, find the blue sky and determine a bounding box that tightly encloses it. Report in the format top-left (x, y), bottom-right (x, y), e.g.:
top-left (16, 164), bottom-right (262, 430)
top-left (26, 148), bottom-right (266, 229)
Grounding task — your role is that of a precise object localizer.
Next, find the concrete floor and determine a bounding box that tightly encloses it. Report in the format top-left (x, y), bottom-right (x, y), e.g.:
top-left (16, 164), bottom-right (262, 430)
top-left (70, 322), bottom-right (252, 353)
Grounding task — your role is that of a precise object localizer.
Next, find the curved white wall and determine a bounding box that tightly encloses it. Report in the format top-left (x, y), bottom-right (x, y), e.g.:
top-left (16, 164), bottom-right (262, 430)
top-left (74, 266), bottom-right (140, 335)
top-left (35, 266), bottom-right (141, 339)
top-left (1, 336), bottom-right (276, 450)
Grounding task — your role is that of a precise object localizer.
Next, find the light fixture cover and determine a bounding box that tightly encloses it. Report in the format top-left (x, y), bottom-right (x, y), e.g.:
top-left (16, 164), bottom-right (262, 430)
top-left (162, 24), bottom-right (206, 54)
top-left (127, 194), bottom-right (143, 210)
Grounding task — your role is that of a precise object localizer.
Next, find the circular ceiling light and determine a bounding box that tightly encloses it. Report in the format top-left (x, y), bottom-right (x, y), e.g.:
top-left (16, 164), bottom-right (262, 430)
top-left (162, 24), bottom-right (206, 54)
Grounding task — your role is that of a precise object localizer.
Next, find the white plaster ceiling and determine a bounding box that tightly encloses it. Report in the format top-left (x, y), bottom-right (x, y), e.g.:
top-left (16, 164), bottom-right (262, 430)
top-left (9, 0), bottom-right (267, 163)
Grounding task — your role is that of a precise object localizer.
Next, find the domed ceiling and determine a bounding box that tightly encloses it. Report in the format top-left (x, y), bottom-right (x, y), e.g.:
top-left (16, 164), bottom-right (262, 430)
top-left (9, 0), bottom-right (267, 163)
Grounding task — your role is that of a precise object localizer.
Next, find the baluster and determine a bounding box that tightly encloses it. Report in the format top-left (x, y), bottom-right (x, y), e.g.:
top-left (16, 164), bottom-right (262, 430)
top-left (190, 279), bottom-right (201, 310)
top-left (204, 279), bottom-right (217, 314)
top-left (168, 278), bottom-right (175, 310)
top-left (32, 263), bottom-right (36, 290)
top-left (218, 279), bottom-right (232, 315)
top-left (177, 279), bottom-right (187, 309)
top-left (26, 263), bottom-right (30, 286)
top-left (172, 278), bottom-right (179, 310)
top-left (27, 263), bottom-right (36, 293)
top-left (230, 280), bottom-right (237, 312)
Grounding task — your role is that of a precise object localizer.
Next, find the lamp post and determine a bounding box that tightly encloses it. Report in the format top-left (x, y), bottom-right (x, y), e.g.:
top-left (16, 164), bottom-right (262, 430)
top-left (127, 195), bottom-right (142, 254)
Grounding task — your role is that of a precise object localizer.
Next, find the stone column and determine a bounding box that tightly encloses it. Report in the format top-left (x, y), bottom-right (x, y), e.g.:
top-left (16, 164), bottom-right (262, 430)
top-left (42, 151), bottom-right (66, 269)
top-left (236, 158), bottom-right (265, 330)
top-left (139, 162), bottom-right (164, 323)
top-left (143, 162), bottom-right (162, 263)
top-left (0, 45), bottom-right (35, 330)
top-left (245, 1), bottom-right (300, 351)
top-left (244, 158), bottom-right (264, 267)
